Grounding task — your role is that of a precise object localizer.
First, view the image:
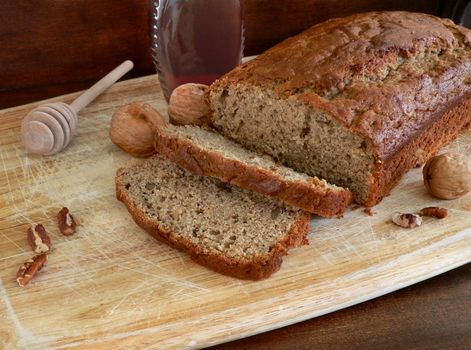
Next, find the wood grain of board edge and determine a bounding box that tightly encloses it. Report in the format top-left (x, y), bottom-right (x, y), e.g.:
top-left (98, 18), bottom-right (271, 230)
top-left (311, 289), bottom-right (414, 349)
top-left (210, 263), bottom-right (471, 350)
top-left (0, 75), bottom-right (470, 350)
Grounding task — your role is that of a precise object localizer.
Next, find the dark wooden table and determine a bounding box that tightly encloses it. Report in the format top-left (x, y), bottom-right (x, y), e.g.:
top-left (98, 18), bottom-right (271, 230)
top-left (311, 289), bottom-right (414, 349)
top-left (1, 2), bottom-right (470, 349)
top-left (209, 263), bottom-right (471, 350)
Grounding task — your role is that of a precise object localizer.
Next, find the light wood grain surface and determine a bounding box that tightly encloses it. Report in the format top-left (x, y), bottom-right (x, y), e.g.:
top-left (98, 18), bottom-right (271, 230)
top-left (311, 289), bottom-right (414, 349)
top-left (0, 75), bottom-right (470, 350)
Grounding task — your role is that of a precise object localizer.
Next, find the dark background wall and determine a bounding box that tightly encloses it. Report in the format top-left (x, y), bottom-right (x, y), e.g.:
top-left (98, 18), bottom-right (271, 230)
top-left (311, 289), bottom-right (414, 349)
top-left (1, 0), bottom-right (469, 109)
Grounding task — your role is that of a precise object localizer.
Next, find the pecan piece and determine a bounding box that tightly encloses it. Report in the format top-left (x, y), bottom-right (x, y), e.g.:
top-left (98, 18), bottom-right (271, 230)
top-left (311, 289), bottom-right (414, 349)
top-left (391, 212), bottom-right (422, 228)
top-left (419, 207), bottom-right (448, 219)
top-left (57, 207), bottom-right (76, 236)
top-left (27, 224), bottom-right (51, 253)
top-left (16, 254), bottom-right (48, 287)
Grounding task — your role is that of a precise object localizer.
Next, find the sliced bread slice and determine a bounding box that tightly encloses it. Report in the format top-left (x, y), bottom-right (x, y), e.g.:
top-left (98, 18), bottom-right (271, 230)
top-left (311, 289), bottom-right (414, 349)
top-left (153, 125), bottom-right (352, 217)
top-left (116, 155), bottom-right (311, 280)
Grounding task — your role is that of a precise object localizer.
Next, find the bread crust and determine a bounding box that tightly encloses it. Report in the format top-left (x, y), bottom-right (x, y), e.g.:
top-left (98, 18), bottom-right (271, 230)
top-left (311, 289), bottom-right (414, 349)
top-left (116, 168), bottom-right (311, 280)
top-left (365, 92), bottom-right (471, 206)
top-left (154, 129), bottom-right (352, 217)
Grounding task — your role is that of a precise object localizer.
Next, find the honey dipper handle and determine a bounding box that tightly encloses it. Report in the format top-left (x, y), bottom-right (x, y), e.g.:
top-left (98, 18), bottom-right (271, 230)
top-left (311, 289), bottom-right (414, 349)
top-left (70, 60), bottom-right (134, 113)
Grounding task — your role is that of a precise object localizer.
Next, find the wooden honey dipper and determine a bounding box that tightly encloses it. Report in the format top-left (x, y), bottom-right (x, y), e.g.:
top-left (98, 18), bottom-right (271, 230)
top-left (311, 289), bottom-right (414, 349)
top-left (21, 60), bottom-right (134, 155)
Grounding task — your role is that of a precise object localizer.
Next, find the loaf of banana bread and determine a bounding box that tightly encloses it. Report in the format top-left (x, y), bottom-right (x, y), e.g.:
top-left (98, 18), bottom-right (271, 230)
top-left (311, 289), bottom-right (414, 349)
top-left (209, 11), bottom-right (471, 206)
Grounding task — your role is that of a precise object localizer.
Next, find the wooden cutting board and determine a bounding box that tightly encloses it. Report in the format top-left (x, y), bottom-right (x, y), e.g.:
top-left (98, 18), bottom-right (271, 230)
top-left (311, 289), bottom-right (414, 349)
top-left (0, 75), bottom-right (470, 350)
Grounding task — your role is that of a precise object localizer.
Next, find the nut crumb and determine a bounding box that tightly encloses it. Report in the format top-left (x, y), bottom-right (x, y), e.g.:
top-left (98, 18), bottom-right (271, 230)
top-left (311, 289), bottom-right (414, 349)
top-left (16, 254), bottom-right (48, 287)
top-left (363, 207), bottom-right (374, 216)
top-left (420, 207), bottom-right (448, 219)
top-left (391, 212), bottom-right (422, 228)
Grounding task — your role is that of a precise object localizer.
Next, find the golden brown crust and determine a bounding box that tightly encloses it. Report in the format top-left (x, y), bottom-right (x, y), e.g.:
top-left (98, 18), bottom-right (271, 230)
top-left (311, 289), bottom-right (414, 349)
top-left (154, 129), bottom-right (352, 217)
top-left (115, 168), bottom-right (311, 280)
top-left (364, 93), bottom-right (471, 206)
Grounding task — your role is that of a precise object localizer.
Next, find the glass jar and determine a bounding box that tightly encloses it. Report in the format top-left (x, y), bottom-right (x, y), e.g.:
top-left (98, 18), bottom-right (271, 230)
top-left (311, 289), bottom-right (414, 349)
top-left (150, 0), bottom-right (244, 101)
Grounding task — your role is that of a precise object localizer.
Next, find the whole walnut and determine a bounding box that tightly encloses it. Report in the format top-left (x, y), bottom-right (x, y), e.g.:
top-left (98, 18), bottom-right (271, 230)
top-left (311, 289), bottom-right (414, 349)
top-left (110, 102), bottom-right (166, 157)
top-left (423, 153), bottom-right (471, 199)
top-left (168, 83), bottom-right (210, 126)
